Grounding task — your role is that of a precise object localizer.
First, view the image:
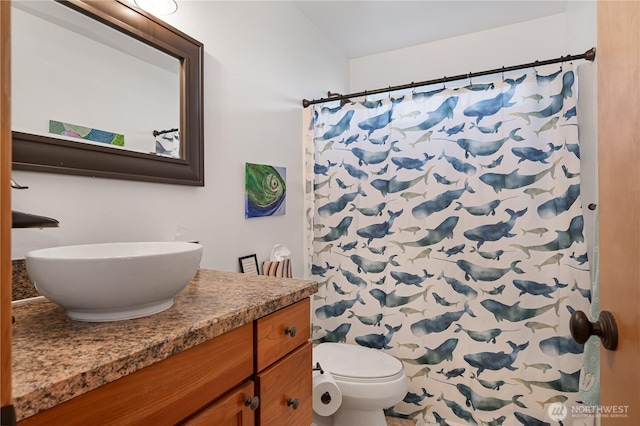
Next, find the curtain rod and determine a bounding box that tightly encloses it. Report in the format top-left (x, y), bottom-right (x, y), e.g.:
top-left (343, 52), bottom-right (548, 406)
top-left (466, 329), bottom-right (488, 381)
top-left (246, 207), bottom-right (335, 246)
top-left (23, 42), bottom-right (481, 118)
top-left (302, 47), bottom-right (596, 107)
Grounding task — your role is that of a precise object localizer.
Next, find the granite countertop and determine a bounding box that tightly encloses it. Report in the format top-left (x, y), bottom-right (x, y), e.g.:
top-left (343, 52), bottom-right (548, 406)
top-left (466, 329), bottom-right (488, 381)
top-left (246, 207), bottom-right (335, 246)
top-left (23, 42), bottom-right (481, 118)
top-left (12, 269), bottom-right (318, 421)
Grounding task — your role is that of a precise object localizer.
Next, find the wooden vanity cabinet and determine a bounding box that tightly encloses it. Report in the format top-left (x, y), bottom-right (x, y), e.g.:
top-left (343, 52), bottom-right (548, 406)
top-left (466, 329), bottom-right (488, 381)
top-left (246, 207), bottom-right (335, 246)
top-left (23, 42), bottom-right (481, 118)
top-left (254, 299), bottom-right (312, 426)
top-left (19, 323), bottom-right (255, 426)
top-left (17, 298), bottom-right (313, 425)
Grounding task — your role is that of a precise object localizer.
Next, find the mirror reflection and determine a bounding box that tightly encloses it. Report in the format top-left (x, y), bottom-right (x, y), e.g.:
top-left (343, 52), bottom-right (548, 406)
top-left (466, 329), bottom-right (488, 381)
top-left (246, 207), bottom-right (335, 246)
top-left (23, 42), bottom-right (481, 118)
top-left (12, 0), bottom-right (181, 158)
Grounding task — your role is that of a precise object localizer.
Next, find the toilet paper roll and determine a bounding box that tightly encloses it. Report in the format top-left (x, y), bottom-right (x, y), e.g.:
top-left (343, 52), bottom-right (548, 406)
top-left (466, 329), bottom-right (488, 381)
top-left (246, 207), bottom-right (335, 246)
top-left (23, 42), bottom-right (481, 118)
top-left (312, 370), bottom-right (342, 417)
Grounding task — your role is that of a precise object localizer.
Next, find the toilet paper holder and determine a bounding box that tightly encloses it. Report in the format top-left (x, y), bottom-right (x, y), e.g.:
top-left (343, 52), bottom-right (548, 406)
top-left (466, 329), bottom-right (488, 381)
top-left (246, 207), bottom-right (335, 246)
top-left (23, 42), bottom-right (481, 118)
top-left (312, 362), bottom-right (333, 405)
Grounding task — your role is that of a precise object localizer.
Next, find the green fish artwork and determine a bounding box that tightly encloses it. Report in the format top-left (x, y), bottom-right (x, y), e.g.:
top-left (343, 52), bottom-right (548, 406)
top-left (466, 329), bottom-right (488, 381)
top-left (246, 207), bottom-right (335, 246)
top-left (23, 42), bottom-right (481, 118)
top-left (245, 163), bottom-right (286, 218)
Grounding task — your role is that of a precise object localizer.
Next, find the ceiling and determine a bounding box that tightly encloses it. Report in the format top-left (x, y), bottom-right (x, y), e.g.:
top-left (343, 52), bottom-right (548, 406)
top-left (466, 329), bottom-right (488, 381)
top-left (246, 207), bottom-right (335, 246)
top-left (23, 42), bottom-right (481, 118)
top-left (293, 1), bottom-right (569, 59)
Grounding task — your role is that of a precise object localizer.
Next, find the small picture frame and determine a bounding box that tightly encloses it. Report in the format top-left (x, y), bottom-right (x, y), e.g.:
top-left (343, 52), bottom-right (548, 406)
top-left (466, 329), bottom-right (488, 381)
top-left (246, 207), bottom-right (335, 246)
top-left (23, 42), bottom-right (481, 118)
top-left (239, 254), bottom-right (259, 275)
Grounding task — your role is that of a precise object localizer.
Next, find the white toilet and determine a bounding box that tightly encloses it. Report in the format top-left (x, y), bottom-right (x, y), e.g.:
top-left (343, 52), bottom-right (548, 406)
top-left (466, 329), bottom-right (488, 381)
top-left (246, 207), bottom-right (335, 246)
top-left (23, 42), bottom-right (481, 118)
top-left (312, 343), bottom-right (408, 426)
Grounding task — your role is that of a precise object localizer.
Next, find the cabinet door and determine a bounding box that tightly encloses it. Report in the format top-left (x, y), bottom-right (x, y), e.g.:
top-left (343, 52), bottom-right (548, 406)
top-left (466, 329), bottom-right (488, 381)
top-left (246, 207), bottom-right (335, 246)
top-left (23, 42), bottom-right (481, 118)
top-left (256, 342), bottom-right (312, 426)
top-left (183, 381), bottom-right (256, 426)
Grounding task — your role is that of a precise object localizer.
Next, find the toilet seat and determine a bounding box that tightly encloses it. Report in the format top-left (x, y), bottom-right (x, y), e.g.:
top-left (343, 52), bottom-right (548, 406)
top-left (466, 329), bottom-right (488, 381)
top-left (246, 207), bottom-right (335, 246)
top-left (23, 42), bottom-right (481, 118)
top-left (312, 343), bottom-right (408, 426)
top-left (313, 343), bottom-right (404, 383)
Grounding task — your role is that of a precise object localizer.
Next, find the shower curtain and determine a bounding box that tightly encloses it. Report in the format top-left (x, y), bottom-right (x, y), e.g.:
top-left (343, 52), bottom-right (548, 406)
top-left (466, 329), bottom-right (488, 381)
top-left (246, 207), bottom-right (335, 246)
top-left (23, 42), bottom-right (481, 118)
top-left (303, 63), bottom-right (592, 425)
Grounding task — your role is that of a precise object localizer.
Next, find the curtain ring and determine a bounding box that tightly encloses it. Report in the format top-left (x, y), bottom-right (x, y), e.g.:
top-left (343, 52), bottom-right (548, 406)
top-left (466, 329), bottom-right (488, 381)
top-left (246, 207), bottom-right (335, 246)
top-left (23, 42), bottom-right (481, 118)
top-left (501, 67), bottom-right (505, 82)
top-left (533, 60), bottom-right (539, 74)
top-left (442, 77), bottom-right (447, 89)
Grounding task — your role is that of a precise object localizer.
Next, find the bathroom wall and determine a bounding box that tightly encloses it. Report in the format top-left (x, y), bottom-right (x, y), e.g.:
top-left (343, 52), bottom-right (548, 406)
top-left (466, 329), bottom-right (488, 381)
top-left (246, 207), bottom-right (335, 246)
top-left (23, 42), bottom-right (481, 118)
top-left (11, 1), bottom-right (596, 276)
top-left (11, 1), bottom-right (348, 275)
top-left (565, 1), bottom-right (598, 259)
top-left (349, 14), bottom-right (568, 91)
top-left (349, 3), bottom-right (598, 256)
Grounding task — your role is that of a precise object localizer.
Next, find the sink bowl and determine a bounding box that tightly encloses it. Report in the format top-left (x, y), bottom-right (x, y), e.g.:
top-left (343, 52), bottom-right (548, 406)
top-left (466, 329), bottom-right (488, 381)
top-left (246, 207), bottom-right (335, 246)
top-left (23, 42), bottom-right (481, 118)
top-left (25, 242), bottom-right (203, 322)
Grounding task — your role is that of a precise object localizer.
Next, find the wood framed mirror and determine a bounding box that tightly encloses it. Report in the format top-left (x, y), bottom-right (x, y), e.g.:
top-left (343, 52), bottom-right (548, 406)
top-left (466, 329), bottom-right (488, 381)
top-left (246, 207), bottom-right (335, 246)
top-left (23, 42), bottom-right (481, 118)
top-left (11, 0), bottom-right (204, 186)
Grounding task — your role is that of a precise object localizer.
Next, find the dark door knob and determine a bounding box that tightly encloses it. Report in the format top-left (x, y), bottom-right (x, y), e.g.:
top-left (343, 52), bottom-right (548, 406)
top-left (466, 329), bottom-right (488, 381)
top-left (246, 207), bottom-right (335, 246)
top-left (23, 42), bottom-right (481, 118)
top-left (570, 310), bottom-right (618, 351)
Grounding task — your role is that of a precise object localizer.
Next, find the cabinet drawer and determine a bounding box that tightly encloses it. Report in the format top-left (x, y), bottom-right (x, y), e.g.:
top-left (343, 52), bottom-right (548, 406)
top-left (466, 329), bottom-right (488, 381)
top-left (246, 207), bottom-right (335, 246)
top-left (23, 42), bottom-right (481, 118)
top-left (256, 342), bottom-right (312, 426)
top-left (254, 298), bottom-right (310, 371)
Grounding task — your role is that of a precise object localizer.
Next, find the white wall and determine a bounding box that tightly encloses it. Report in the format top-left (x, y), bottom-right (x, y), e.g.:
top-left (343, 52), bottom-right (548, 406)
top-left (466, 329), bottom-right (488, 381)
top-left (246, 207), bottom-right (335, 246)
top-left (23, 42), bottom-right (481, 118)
top-left (349, 14), bottom-right (568, 92)
top-left (11, 1), bottom-right (348, 277)
top-left (565, 1), bottom-right (598, 259)
top-left (12, 1), bottom-right (598, 276)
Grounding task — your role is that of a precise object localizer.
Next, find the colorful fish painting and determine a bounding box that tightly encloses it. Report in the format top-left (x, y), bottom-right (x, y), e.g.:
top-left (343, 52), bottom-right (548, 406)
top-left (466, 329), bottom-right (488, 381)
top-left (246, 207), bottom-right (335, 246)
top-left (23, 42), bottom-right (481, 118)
top-left (245, 163), bottom-right (286, 217)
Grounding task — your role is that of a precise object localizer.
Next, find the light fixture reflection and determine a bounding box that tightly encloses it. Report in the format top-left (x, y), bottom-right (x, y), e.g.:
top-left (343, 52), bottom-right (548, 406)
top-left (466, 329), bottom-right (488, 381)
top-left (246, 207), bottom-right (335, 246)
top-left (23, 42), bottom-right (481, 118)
top-left (134, 0), bottom-right (178, 16)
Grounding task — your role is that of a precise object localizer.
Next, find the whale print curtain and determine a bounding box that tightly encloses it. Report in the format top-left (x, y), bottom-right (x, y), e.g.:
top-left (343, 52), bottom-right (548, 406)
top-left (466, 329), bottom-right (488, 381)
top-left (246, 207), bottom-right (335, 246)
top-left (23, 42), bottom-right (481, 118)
top-left (304, 63), bottom-right (593, 425)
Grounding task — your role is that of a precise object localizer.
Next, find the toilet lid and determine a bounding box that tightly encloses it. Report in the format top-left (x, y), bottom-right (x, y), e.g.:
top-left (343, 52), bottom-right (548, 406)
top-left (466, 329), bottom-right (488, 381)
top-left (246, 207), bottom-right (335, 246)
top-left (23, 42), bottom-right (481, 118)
top-left (313, 343), bottom-right (404, 381)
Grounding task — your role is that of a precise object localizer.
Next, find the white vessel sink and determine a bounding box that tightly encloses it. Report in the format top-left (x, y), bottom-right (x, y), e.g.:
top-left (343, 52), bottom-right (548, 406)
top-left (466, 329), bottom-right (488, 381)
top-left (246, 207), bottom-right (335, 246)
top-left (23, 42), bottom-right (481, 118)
top-left (25, 242), bottom-right (203, 322)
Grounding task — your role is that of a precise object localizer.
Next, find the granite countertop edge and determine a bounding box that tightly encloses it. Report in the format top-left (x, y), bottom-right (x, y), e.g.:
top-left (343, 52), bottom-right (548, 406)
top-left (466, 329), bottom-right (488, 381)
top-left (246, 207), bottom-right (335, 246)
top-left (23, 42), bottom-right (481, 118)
top-left (11, 269), bottom-right (318, 421)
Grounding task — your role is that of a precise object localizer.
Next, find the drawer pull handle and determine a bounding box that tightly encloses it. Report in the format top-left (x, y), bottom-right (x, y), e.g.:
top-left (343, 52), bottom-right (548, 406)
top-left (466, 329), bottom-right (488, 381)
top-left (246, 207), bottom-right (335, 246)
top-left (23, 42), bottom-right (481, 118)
top-left (284, 326), bottom-right (297, 337)
top-left (244, 396), bottom-right (260, 411)
top-left (287, 397), bottom-right (300, 410)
